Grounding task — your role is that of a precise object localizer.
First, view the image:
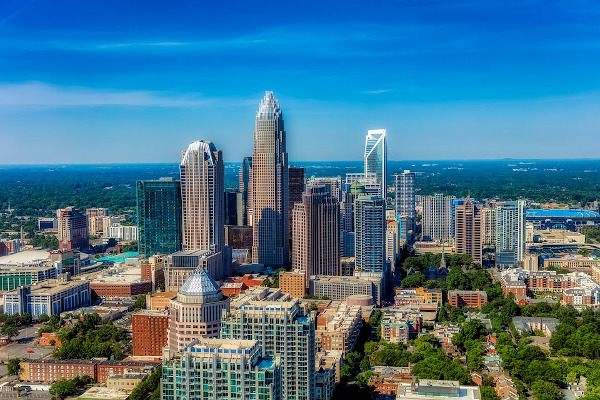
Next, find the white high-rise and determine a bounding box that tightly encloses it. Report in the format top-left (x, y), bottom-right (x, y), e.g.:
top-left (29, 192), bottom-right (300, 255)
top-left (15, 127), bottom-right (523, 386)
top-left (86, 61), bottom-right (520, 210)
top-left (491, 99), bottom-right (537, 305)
top-left (394, 170), bottom-right (416, 239)
top-left (495, 200), bottom-right (526, 268)
top-left (364, 129), bottom-right (387, 198)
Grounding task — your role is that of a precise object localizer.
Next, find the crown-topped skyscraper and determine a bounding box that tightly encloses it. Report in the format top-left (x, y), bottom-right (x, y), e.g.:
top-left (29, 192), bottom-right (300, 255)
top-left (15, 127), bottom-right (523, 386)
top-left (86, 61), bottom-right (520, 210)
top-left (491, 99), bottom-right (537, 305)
top-left (249, 91), bottom-right (289, 267)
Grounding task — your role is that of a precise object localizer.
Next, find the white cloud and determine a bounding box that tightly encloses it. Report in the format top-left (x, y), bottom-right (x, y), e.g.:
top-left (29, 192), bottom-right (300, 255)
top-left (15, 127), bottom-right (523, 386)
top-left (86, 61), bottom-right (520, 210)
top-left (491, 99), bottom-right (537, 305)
top-left (364, 89), bottom-right (394, 94)
top-left (0, 81), bottom-right (230, 108)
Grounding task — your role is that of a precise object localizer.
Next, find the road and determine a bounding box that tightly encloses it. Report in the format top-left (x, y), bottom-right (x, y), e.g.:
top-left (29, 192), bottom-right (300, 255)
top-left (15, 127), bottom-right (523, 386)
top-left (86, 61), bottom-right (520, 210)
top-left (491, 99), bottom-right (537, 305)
top-left (0, 325), bottom-right (55, 377)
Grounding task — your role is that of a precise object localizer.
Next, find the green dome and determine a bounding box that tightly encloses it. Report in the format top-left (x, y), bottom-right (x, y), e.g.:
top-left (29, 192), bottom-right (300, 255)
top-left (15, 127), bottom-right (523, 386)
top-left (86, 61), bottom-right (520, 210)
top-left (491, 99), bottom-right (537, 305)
top-left (350, 181), bottom-right (366, 196)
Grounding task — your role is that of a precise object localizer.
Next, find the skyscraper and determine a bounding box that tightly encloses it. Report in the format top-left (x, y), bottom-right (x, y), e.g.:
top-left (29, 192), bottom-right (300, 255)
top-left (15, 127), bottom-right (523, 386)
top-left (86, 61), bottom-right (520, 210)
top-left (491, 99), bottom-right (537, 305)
top-left (422, 194), bottom-right (456, 242)
top-left (180, 140), bottom-right (225, 254)
top-left (238, 156), bottom-right (252, 225)
top-left (137, 177), bottom-right (182, 257)
top-left (355, 195), bottom-right (386, 273)
top-left (308, 176), bottom-right (343, 202)
top-left (394, 170), bottom-right (416, 239)
top-left (57, 207), bottom-right (88, 251)
top-left (495, 200), bottom-right (526, 268)
top-left (455, 197), bottom-right (484, 263)
top-left (250, 92), bottom-right (289, 267)
top-left (289, 166), bottom-right (305, 240)
top-left (364, 129), bottom-right (387, 198)
top-left (292, 185), bottom-right (340, 282)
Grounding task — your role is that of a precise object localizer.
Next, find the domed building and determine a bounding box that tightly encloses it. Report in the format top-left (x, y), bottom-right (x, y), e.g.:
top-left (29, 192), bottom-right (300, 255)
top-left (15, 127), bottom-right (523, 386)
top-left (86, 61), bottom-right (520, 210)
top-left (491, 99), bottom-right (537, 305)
top-left (166, 267), bottom-right (230, 353)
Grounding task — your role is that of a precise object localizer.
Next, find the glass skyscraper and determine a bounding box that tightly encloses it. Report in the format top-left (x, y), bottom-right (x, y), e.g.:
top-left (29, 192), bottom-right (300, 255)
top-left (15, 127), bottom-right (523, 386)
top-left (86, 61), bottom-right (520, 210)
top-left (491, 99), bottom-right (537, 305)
top-left (394, 170), bottom-right (416, 239)
top-left (136, 177), bottom-right (182, 256)
top-left (354, 195), bottom-right (386, 273)
top-left (364, 129), bottom-right (387, 198)
top-left (495, 199), bottom-right (526, 268)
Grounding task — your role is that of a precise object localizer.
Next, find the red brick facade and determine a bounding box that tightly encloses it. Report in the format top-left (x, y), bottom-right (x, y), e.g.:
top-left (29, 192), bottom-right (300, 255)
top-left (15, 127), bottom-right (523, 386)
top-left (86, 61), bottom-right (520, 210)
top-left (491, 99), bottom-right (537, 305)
top-left (90, 281), bottom-right (152, 298)
top-left (132, 311), bottom-right (169, 357)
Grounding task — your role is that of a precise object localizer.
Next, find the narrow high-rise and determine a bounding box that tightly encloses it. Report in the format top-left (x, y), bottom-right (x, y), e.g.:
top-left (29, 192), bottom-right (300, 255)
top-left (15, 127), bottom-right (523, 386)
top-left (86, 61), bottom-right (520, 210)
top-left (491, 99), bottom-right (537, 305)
top-left (364, 129), bottom-right (387, 198)
top-left (455, 197), bottom-right (483, 263)
top-left (250, 92), bottom-right (289, 267)
top-left (238, 156), bottom-right (252, 225)
top-left (495, 200), bottom-right (526, 268)
top-left (422, 194), bottom-right (456, 242)
top-left (292, 185), bottom-right (340, 282)
top-left (137, 177), bottom-right (182, 257)
top-left (394, 170), bottom-right (416, 239)
top-left (355, 195), bottom-right (386, 273)
top-left (180, 140), bottom-right (225, 254)
top-left (57, 207), bottom-right (88, 251)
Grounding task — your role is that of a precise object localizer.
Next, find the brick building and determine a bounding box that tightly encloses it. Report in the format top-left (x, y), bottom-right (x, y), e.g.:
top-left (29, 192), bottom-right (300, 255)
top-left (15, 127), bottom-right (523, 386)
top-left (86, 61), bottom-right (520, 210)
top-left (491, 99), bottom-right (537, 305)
top-left (20, 359), bottom-right (98, 382)
top-left (448, 290), bottom-right (488, 308)
top-left (90, 281), bottom-right (152, 298)
top-left (280, 271), bottom-right (306, 298)
top-left (97, 360), bottom-right (160, 383)
top-left (132, 310), bottom-right (169, 357)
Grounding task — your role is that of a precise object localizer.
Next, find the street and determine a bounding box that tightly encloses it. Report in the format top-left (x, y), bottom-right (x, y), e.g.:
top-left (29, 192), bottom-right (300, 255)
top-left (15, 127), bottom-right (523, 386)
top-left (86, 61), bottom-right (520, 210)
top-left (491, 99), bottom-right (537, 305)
top-left (0, 326), bottom-right (55, 377)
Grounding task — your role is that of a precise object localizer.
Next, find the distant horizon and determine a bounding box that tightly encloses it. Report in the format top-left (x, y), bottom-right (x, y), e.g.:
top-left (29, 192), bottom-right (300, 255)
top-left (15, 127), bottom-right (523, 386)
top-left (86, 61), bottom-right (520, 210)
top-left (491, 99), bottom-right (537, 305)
top-left (2, 158), bottom-right (600, 167)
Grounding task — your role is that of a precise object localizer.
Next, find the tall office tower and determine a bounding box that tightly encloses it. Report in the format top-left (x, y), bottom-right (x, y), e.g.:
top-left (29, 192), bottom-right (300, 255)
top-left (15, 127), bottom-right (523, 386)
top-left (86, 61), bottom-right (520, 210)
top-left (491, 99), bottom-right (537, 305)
top-left (238, 156), bottom-right (252, 225)
top-left (161, 338), bottom-right (281, 400)
top-left (137, 178), bottom-right (183, 257)
top-left (455, 198), bottom-right (483, 263)
top-left (481, 204), bottom-right (497, 246)
top-left (221, 299), bottom-right (315, 400)
top-left (289, 166), bottom-right (306, 240)
top-left (308, 177), bottom-right (342, 202)
top-left (386, 220), bottom-right (400, 269)
top-left (340, 192), bottom-right (355, 257)
top-left (495, 200), bottom-right (526, 268)
top-left (354, 196), bottom-right (386, 273)
top-left (250, 91), bottom-right (289, 267)
top-left (394, 170), bottom-right (416, 239)
top-left (166, 267), bottom-right (230, 352)
top-left (450, 199), bottom-right (466, 238)
top-left (292, 185), bottom-right (340, 282)
top-left (180, 140), bottom-right (225, 254)
top-left (57, 207), bottom-right (88, 250)
top-left (224, 189), bottom-right (239, 226)
top-left (421, 194), bottom-right (456, 242)
top-left (364, 129), bottom-right (387, 198)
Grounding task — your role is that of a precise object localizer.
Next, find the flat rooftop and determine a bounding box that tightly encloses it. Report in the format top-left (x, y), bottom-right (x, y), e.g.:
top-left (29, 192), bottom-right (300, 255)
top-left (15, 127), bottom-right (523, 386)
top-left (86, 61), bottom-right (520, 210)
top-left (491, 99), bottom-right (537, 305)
top-left (90, 265), bottom-right (146, 285)
top-left (0, 250), bottom-right (50, 266)
top-left (526, 209), bottom-right (600, 218)
top-left (78, 387), bottom-right (129, 400)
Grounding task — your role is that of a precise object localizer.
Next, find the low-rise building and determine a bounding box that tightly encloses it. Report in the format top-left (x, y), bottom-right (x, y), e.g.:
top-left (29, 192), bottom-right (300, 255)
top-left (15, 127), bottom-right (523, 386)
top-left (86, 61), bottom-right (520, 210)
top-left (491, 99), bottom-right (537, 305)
top-left (132, 309), bottom-right (169, 357)
top-left (106, 373), bottom-right (148, 392)
top-left (380, 309), bottom-right (423, 344)
top-left (397, 379), bottom-right (481, 400)
top-left (309, 274), bottom-right (384, 306)
top-left (448, 290), bottom-right (488, 308)
top-left (97, 360), bottom-right (160, 383)
top-left (315, 351), bottom-right (339, 400)
top-left (512, 316), bottom-right (559, 336)
top-left (147, 291), bottom-right (177, 310)
top-left (4, 277), bottom-right (90, 318)
top-left (90, 265), bottom-right (152, 299)
top-left (20, 359), bottom-right (98, 382)
top-left (395, 287), bottom-right (442, 306)
top-left (280, 270), bottom-right (306, 298)
top-left (316, 302), bottom-right (362, 356)
top-left (38, 332), bottom-right (61, 346)
top-left (368, 366), bottom-right (413, 398)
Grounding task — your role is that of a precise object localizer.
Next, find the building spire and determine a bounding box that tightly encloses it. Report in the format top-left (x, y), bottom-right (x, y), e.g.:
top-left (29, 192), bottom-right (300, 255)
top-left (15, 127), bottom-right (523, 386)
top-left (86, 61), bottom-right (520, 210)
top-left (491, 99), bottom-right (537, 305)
top-left (440, 240), bottom-right (447, 269)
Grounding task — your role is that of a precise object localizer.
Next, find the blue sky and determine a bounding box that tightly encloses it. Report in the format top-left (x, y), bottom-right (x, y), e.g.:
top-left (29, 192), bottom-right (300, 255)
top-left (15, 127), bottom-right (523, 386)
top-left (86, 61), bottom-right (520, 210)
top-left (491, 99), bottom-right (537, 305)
top-left (1, 0), bottom-right (600, 164)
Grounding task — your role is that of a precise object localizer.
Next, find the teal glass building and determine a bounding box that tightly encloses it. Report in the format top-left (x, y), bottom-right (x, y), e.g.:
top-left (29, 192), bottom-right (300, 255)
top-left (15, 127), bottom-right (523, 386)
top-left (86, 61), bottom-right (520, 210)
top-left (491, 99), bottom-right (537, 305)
top-left (137, 177), bottom-right (182, 256)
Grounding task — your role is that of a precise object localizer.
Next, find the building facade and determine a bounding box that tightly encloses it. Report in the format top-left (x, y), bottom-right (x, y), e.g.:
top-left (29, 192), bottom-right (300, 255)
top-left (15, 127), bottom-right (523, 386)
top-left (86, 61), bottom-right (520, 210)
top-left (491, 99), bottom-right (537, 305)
top-left (221, 299), bottom-right (315, 400)
top-left (289, 166), bottom-right (306, 239)
top-left (394, 171), bottom-right (416, 238)
top-left (292, 185), bottom-right (340, 282)
top-left (167, 267), bottom-right (230, 352)
top-left (162, 339), bottom-right (281, 400)
top-left (250, 92), bottom-right (290, 268)
top-left (57, 207), bottom-right (88, 250)
top-left (421, 194), bottom-right (456, 242)
top-left (448, 290), bottom-right (488, 308)
top-left (454, 198), bottom-right (484, 263)
top-left (355, 196), bottom-right (386, 273)
top-left (364, 129), bottom-right (387, 198)
top-left (132, 309), bottom-right (169, 357)
top-left (495, 200), bottom-right (526, 268)
top-left (136, 177), bottom-right (182, 257)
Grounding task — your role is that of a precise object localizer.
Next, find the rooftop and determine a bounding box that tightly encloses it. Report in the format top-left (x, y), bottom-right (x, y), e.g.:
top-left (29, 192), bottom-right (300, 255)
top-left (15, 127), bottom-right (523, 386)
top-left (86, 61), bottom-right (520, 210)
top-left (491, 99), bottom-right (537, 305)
top-left (90, 265), bottom-right (147, 285)
top-left (526, 209), bottom-right (600, 218)
top-left (0, 250), bottom-right (49, 266)
top-left (179, 267), bottom-right (221, 297)
top-left (78, 387), bottom-right (129, 400)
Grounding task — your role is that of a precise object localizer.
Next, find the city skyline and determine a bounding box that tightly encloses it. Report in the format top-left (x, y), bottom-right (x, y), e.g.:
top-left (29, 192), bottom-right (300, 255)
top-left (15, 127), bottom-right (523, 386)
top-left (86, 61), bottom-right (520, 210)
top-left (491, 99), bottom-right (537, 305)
top-left (2, 1), bottom-right (600, 163)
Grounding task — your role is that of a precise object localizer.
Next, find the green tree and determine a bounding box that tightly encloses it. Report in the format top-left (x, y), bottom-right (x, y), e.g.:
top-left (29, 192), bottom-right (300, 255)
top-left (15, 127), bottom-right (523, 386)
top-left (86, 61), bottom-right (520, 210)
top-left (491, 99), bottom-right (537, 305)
top-left (134, 295), bottom-right (146, 311)
top-left (481, 386), bottom-right (500, 400)
top-left (49, 378), bottom-right (78, 399)
top-left (531, 381), bottom-right (561, 400)
top-left (7, 358), bottom-right (22, 376)
top-left (20, 313), bottom-right (32, 326)
top-left (1, 324), bottom-right (19, 340)
top-left (37, 313), bottom-right (50, 323)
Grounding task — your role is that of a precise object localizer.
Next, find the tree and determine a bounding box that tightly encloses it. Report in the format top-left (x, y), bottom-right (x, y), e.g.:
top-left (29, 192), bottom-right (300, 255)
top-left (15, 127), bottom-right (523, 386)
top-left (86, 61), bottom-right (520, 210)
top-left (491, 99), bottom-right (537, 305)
top-left (531, 381), bottom-right (561, 400)
top-left (401, 272), bottom-right (427, 288)
top-left (134, 295), bottom-right (146, 311)
top-left (1, 324), bottom-right (19, 340)
top-left (49, 378), bottom-right (78, 399)
top-left (38, 313), bottom-right (50, 323)
top-left (481, 386), bottom-right (500, 400)
top-left (308, 303), bottom-right (318, 312)
top-left (8, 358), bottom-right (22, 376)
top-left (20, 313), bottom-right (32, 326)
